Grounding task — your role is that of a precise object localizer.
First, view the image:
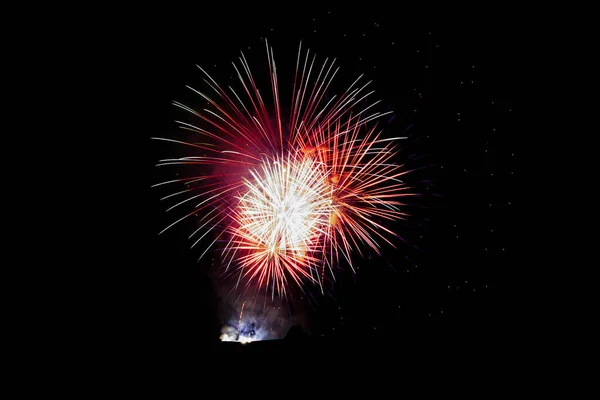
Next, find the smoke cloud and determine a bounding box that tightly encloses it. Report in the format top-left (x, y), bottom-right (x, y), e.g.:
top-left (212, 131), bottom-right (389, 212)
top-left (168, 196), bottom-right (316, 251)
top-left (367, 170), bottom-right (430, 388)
top-left (217, 283), bottom-right (310, 342)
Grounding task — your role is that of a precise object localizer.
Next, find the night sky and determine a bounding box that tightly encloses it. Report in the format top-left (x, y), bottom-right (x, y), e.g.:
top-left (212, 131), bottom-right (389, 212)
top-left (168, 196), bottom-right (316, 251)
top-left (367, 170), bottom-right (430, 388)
top-left (140, 7), bottom-right (517, 350)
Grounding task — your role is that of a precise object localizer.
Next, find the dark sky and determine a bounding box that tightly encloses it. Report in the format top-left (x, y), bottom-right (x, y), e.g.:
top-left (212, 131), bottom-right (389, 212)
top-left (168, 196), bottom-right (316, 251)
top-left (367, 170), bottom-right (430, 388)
top-left (137, 7), bottom-right (517, 349)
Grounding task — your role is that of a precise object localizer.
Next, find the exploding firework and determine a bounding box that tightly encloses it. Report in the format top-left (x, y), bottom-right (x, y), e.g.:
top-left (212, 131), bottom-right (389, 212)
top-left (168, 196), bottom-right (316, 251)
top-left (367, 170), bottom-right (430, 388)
top-left (228, 154), bottom-right (333, 296)
top-left (153, 40), bottom-right (414, 297)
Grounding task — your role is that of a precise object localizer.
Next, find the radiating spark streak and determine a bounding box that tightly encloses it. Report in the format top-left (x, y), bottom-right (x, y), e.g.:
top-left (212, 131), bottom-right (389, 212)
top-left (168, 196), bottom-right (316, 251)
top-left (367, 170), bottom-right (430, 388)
top-left (198, 233), bottom-right (223, 262)
top-left (376, 137), bottom-right (408, 142)
top-left (151, 136), bottom-right (216, 152)
top-left (166, 189), bottom-right (224, 213)
top-left (159, 187), bottom-right (200, 201)
top-left (191, 214), bottom-right (229, 249)
top-left (151, 176), bottom-right (208, 188)
top-left (188, 208), bottom-right (219, 239)
top-left (172, 102), bottom-right (262, 155)
top-left (158, 208), bottom-right (200, 236)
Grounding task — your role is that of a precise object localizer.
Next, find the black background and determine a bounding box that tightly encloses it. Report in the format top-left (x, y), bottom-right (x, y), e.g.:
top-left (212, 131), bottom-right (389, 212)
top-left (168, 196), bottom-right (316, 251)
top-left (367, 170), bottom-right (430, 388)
top-left (126, 6), bottom-right (518, 352)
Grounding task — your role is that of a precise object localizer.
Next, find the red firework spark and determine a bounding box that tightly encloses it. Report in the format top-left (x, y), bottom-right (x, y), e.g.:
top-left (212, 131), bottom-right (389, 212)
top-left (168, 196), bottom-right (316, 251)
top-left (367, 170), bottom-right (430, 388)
top-left (153, 40), bottom-right (415, 298)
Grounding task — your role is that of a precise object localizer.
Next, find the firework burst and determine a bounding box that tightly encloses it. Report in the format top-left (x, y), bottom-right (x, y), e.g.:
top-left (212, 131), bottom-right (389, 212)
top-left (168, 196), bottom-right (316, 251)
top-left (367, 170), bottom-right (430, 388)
top-left (153, 40), bottom-right (414, 297)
